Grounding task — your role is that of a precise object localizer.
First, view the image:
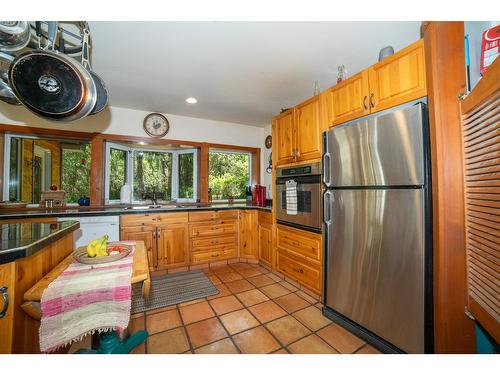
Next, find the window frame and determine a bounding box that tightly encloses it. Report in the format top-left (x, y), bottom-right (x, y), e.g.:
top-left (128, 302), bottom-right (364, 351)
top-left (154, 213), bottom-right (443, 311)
top-left (104, 142), bottom-right (198, 205)
top-left (208, 148), bottom-right (253, 202)
top-left (2, 133), bottom-right (91, 206)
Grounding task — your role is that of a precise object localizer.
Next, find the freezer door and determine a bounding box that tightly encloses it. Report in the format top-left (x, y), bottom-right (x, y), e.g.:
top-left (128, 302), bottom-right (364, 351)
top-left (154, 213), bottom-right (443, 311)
top-left (325, 189), bottom-right (425, 353)
top-left (327, 103), bottom-right (425, 186)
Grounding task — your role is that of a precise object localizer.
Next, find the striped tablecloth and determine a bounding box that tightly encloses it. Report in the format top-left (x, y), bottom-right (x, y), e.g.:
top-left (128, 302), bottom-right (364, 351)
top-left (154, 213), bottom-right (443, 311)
top-left (39, 244), bottom-right (135, 353)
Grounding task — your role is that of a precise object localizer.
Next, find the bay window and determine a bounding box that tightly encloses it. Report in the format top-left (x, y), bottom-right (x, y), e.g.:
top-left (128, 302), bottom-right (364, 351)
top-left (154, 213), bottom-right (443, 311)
top-left (105, 142), bottom-right (198, 204)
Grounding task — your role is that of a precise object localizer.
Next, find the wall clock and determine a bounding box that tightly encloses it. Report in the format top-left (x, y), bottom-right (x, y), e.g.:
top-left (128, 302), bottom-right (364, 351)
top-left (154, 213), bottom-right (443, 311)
top-left (143, 113), bottom-right (170, 137)
top-left (265, 135), bottom-right (272, 149)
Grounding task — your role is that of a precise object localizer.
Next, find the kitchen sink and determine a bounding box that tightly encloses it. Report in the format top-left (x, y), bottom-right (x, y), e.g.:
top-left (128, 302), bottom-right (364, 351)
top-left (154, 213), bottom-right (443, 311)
top-left (123, 204), bottom-right (180, 210)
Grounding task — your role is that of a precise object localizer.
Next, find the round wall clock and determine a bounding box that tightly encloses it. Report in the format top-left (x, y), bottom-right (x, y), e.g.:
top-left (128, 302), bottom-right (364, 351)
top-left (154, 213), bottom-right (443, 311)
top-left (143, 113), bottom-right (170, 137)
top-left (265, 135), bottom-right (272, 149)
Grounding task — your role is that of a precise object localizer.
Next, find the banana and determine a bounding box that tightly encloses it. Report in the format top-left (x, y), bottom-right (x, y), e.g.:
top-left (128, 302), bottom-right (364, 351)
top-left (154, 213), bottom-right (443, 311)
top-left (86, 235), bottom-right (109, 257)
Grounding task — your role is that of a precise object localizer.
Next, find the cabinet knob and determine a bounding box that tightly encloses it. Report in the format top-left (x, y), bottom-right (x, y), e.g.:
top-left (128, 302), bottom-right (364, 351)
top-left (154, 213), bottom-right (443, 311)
top-left (369, 93), bottom-right (375, 108)
top-left (0, 286), bottom-right (9, 319)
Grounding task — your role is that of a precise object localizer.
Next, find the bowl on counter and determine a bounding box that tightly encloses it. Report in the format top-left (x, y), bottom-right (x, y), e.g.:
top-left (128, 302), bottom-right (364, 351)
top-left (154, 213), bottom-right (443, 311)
top-left (0, 201), bottom-right (28, 209)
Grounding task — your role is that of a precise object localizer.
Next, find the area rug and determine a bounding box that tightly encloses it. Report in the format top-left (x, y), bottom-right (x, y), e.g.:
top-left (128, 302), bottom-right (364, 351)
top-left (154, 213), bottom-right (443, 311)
top-left (131, 269), bottom-right (219, 314)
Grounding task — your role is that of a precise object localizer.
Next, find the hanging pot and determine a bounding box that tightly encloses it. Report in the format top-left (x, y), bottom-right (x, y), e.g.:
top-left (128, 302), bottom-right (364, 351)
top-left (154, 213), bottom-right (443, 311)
top-left (0, 52), bottom-right (20, 105)
top-left (9, 21), bottom-right (97, 122)
top-left (0, 21), bottom-right (31, 53)
top-left (80, 22), bottom-right (108, 115)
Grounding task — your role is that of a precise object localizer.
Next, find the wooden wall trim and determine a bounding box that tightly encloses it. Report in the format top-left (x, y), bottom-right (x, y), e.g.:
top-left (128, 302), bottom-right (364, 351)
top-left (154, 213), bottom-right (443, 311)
top-left (0, 124), bottom-right (95, 139)
top-left (89, 137), bottom-right (105, 206)
top-left (422, 21), bottom-right (476, 353)
top-left (199, 143), bottom-right (209, 203)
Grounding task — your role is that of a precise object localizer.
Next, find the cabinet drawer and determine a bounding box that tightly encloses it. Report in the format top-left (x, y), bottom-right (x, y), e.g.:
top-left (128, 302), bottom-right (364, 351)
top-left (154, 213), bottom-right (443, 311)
top-left (121, 212), bottom-right (188, 226)
top-left (278, 250), bottom-right (321, 292)
top-left (277, 225), bottom-right (321, 261)
top-left (191, 247), bottom-right (237, 264)
top-left (191, 234), bottom-right (237, 249)
top-left (188, 210), bottom-right (238, 222)
top-left (189, 220), bottom-right (238, 237)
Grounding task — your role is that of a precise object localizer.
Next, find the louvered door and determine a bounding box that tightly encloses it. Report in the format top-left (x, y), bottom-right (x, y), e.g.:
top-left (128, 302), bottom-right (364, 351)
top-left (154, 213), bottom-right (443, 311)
top-left (461, 56), bottom-right (500, 343)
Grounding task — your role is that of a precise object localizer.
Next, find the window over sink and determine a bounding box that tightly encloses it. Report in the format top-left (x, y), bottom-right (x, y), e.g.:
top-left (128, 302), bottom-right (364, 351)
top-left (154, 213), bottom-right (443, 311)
top-left (105, 142), bottom-right (198, 204)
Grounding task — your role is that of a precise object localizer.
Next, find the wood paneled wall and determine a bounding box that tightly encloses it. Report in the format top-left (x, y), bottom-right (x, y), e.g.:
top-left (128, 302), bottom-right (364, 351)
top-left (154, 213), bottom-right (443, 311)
top-left (422, 21), bottom-right (476, 353)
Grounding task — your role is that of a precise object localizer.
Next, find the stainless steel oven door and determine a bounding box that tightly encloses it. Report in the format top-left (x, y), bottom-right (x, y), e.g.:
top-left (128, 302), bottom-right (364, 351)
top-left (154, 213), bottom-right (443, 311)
top-left (275, 175), bottom-right (322, 232)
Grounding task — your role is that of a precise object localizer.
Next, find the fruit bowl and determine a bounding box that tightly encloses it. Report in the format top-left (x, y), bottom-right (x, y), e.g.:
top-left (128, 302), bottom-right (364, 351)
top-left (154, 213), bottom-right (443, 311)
top-left (73, 243), bottom-right (133, 264)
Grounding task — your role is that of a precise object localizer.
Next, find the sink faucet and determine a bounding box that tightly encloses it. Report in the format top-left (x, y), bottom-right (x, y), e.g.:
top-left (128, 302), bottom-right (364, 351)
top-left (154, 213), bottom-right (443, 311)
top-left (143, 190), bottom-right (158, 205)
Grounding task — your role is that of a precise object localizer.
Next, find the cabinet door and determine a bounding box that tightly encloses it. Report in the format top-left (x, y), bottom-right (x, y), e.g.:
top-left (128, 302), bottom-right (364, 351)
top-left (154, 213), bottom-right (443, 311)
top-left (258, 224), bottom-right (273, 268)
top-left (274, 109), bottom-right (295, 166)
top-left (368, 39), bottom-right (426, 113)
top-left (239, 210), bottom-right (258, 259)
top-left (295, 95), bottom-right (322, 161)
top-left (330, 70), bottom-right (370, 126)
top-left (120, 226), bottom-right (156, 269)
top-left (0, 263), bottom-right (14, 353)
top-left (157, 223), bottom-right (189, 269)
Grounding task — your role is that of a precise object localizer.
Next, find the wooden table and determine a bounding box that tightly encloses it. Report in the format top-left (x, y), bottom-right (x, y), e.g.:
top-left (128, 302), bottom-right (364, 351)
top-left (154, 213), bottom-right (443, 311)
top-left (22, 241), bottom-right (150, 321)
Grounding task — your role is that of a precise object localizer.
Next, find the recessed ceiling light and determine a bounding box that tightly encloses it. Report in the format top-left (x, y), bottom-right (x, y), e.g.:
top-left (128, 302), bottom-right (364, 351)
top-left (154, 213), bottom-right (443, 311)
top-left (186, 97), bottom-right (197, 104)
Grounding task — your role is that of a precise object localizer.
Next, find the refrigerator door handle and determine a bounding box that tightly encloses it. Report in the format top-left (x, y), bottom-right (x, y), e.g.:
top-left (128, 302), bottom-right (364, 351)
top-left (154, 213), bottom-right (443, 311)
top-left (323, 190), bottom-right (333, 226)
top-left (323, 153), bottom-right (332, 187)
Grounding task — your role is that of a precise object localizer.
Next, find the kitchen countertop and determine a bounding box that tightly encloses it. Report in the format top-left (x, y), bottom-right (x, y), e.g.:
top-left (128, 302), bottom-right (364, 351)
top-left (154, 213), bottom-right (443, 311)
top-left (0, 220), bottom-right (80, 264)
top-left (0, 202), bottom-right (272, 220)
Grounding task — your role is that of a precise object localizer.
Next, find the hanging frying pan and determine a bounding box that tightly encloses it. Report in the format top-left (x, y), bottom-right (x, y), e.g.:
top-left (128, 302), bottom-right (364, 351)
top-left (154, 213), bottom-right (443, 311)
top-left (9, 21), bottom-right (97, 122)
top-left (80, 22), bottom-right (108, 114)
top-left (0, 52), bottom-right (20, 105)
top-left (0, 21), bottom-right (31, 53)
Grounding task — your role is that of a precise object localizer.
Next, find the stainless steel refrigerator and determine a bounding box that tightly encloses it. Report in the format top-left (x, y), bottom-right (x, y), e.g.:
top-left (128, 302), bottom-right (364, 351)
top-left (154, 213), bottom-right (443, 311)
top-left (322, 101), bottom-right (433, 354)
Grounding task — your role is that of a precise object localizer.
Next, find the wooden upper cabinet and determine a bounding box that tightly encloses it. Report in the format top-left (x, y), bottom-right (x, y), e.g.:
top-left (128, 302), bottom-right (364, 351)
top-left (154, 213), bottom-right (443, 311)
top-left (368, 39), bottom-right (427, 113)
top-left (157, 223), bottom-right (189, 269)
top-left (274, 109), bottom-right (295, 166)
top-left (295, 95), bottom-right (322, 161)
top-left (329, 70), bottom-right (370, 126)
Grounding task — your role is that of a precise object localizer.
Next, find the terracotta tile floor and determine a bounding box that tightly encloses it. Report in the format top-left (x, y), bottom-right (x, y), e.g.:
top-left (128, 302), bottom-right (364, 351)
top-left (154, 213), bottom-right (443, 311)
top-left (128, 261), bottom-right (381, 354)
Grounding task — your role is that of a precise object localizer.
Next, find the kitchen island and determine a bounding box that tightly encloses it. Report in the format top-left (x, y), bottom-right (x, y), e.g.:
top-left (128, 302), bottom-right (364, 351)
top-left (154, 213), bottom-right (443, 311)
top-left (0, 221), bottom-right (79, 353)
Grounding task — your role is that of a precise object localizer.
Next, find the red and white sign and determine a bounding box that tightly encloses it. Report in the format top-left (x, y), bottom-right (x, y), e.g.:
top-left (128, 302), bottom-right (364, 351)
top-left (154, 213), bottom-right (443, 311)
top-left (480, 24), bottom-right (500, 75)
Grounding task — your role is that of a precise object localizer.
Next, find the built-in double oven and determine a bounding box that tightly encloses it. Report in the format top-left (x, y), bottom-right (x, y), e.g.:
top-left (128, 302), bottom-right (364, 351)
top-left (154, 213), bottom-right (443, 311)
top-left (275, 162), bottom-right (322, 233)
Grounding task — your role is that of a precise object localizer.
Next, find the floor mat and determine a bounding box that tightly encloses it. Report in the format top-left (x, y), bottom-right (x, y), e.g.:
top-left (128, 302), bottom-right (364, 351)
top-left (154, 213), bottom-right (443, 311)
top-left (131, 269), bottom-right (219, 314)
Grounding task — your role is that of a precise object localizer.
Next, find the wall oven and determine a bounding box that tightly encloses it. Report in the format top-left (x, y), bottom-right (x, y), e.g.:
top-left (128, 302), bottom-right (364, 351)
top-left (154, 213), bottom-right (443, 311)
top-left (276, 162), bottom-right (322, 233)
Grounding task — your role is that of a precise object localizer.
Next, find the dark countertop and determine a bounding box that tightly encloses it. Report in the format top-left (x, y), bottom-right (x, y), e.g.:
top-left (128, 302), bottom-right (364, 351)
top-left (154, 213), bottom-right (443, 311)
top-left (0, 202), bottom-right (272, 220)
top-left (0, 221), bottom-right (80, 264)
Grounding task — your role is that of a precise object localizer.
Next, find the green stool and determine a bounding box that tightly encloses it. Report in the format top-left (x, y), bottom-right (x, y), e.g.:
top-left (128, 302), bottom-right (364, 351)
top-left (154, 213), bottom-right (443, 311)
top-left (76, 330), bottom-right (148, 354)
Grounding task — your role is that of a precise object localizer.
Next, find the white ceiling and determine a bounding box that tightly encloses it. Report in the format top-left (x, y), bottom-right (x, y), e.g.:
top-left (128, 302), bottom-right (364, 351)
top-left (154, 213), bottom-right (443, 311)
top-left (88, 21), bottom-right (422, 127)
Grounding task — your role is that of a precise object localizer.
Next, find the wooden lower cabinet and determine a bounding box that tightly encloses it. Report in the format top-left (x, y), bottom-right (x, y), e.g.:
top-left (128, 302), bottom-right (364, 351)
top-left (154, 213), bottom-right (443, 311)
top-left (257, 211), bottom-right (273, 268)
top-left (277, 250), bottom-right (321, 293)
top-left (258, 224), bottom-right (273, 268)
top-left (120, 225), bottom-right (156, 269)
top-left (276, 224), bottom-right (322, 294)
top-left (157, 224), bottom-right (189, 269)
top-left (239, 210), bottom-right (258, 259)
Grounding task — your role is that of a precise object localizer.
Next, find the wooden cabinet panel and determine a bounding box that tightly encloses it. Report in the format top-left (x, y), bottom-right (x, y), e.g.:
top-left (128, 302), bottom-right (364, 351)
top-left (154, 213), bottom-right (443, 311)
top-left (295, 95), bottom-right (322, 161)
top-left (277, 250), bottom-right (321, 293)
top-left (274, 110), bottom-right (295, 166)
top-left (0, 263), bottom-right (15, 354)
top-left (157, 224), bottom-right (189, 269)
top-left (188, 210), bottom-right (238, 223)
top-left (258, 224), bottom-right (273, 268)
top-left (120, 225), bottom-right (156, 269)
top-left (330, 70), bottom-right (370, 126)
top-left (368, 39), bottom-right (426, 113)
top-left (191, 247), bottom-right (237, 264)
top-left (191, 234), bottom-right (236, 249)
top-left (189, 220), bottom-right (238, 237)
top-left (120, 212), bottom-right (188, 226)
top-left (239, 210), bottom-right (258, 259)
top-left (276, 225), bottom-right (321, 262)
